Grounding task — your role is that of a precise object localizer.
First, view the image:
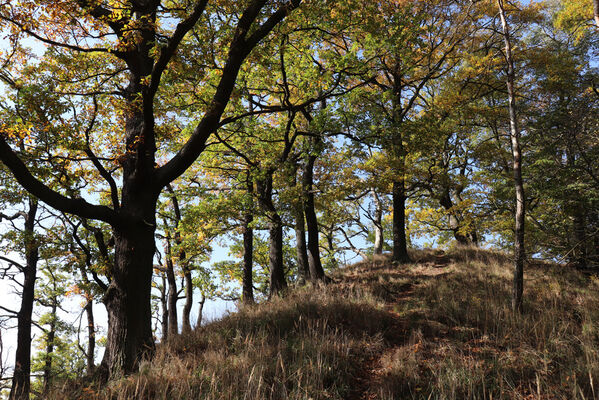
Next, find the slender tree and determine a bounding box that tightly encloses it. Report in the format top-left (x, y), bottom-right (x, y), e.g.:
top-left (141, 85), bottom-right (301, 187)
top-left (498, 0), bottom-right (526, 312)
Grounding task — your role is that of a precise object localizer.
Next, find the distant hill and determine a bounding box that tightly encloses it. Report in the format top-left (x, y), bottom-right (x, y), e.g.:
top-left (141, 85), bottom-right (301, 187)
top-left (49, 248), bottom-right (599, 399)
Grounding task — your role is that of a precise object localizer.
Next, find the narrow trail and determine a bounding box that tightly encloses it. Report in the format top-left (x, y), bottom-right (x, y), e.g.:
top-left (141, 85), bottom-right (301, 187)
top-left (345, 251), bottom-right (452, 400)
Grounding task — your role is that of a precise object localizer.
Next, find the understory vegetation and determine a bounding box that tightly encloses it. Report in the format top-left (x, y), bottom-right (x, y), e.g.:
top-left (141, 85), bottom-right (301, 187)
top-left (48, 248), bottom-right (599, 400)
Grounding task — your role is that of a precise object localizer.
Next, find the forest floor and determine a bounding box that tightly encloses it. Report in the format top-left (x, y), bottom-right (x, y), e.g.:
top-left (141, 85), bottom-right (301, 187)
top-left (50, 247), bottom-right (599, 400)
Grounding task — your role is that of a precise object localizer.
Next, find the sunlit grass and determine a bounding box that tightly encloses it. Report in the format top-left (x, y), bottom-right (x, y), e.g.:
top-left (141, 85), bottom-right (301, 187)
top-left (48, 248), bottom-right (599, 399)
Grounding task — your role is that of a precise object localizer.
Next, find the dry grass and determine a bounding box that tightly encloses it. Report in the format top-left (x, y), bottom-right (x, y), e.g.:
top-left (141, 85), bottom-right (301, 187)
top-left (48, 248), bottom-right (599, 400)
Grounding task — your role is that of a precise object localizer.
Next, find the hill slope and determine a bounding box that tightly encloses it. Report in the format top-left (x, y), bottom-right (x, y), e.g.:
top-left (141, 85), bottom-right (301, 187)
top-left (51, 248), bottom-right (599, 399)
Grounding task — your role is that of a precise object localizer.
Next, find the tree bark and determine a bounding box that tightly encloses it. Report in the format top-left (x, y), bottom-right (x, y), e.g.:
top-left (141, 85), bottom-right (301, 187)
top-left (302, 151), bottom-right (326, 281)
top-left (294, 169), bottom-right (310, 284)
top-left (102, 206), bottom-right (157, 377)
top-left (257, 175), bottom-right (287, 296)
top-left (164, 230), bottom-right (179, 338)
top-left (372, 190), bottom-right (384, 255)
top-left (242, 176), bottom-right (255, 303)
top-left (77, 263), bottom-right (96, 374)
top-left (166, 186), bottom-right (192, 334)
top-left (294, 204), bottom-right (310, 284)
top-left (159, 276), bottom-right (168, 342)
top-left (197, 293), bottom-right (206, 327)
top-left (182, 270), bottom-right (193, 334)
top-left (594, 0), bottom-right (599, 27)
top-left (392, 179), bottom-right (411, 263)
top-left (84, 300), bottom-right (96, 374)
top-left (10, 198), bottom-right (39, 400)
top-left (43, 301), bottom-right (57, 392)
top-left (498, 0), bottom-right (526, 313)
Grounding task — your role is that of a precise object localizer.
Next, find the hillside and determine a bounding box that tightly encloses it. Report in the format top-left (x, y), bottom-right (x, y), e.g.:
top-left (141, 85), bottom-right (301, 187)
top-left (50, 248), bottom-right (599, 400)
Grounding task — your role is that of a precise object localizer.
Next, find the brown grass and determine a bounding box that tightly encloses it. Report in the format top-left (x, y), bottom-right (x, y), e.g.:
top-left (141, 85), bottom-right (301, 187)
top-left (48, 248), bottom-right (599, 400)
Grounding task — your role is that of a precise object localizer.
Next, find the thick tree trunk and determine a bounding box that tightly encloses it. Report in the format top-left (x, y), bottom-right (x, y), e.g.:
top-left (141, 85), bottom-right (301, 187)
top-left (372, 190), bottom-right (384, 255)
top-left (498, 0), bottom-right (526, 313)
top-left (10, 198), bottom-right (39, 400)
top-left (103, 213), bottom-right (157, 377)
top-left (242, 177), bottom-right (255, 304)
top-left (257, 175), bottom-right (287, 296)
top-left (392, 179), bottom-right (411, 263)
top-left (303, 153), bottom-right (326, 281)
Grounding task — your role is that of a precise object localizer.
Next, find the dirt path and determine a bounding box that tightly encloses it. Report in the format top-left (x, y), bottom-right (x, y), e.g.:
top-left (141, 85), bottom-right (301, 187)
top-left (345, 251), bottom-right (452, 400)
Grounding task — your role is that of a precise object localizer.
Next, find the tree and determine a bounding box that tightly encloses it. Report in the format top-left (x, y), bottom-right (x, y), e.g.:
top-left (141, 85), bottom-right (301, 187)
top-left (0, 0), bottom-right (303, 378)
top-left (497, 0), bottom-right (526, 312)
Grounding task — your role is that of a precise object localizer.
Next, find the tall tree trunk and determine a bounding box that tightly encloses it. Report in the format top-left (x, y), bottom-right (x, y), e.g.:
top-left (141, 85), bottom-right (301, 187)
top-left (294, 169), bottom-right (310, 283)
top-left (84, 300), bottom-right (96, 374)
top-left (372, 190), bottom-right (384, 255)
top-left (43, 301), bottom-right (57, 392)
top-left (166, 187), bottom-right (193, 334)
top-left (10, 198), bottom-right (39, 400)
top-left (303, 152), bottom-right (326, 281)
top-left (181, 270), bottom-right (193, 334)
top-left (78, 263), bottom-right (96, 374)
top-left (257, 175), bottom-right (287, 296)
top-left (159, 276), bottom-right (168, 342)
top-left (594, 0), bottom-right (599, 27)
top-left (242, 176), bottom-right (255, 304)
top-left (392, 178), bottom-right (411, 263)
top-left (294, 204), bottom-right (310, 284)
top-left (498, 0), bottom-right (526, 313)
top-left (164, 230), bottom-right (179, 338)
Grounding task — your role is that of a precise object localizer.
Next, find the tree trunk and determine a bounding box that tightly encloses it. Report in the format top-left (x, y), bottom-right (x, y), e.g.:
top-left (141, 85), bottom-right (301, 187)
top-left (182, 269), bottom-right (193, 333)
top-left (197, 293), bottom-right (206, 327)
top-left (498, 0), bottom-right (526, 313)
top-left (294, 185), bottom-right (310, 284)
top-left (43, 301), bottom-right (57, 392)
top-left (76, 263), bottom-right (96, 374)
top-left (594, 0), bottom-right (599, 27)
top-left (372, 190), bottom-right (384, 255)
top-left (257, 175), bottom-right (287, 296)
top-left (159, 276), bottom-right (168, 342)
top-left (10, 198), bottom-right (39, 400)
top-left (164, 231), bottom-right (179, 338)
top-left (303, 153), bottom-right (326, 281)
top-left (242, 177), bottom-right (255, 304)
top-left (84, 300), bottom-right (96, 374)
top-left (392, 179), bottom-right (411, 263)
top-left (439, 190), bottom-right (478, 247)
top-left (102, 212), bottom-right (157, 377)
